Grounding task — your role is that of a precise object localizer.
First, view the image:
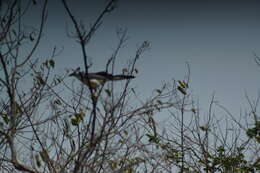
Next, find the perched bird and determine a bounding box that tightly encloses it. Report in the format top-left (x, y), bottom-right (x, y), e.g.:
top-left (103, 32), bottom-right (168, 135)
top-left (69, 68), bottom-right (135, 90)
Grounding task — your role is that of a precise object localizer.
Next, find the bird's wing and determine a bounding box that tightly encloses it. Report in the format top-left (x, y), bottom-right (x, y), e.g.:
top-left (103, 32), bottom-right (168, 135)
top-left (94, 72), bottom-right (113, 80)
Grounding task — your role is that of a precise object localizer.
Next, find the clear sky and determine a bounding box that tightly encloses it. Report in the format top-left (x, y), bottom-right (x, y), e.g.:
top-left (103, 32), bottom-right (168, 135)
top-left (27, 0), bottom-right (260, 116)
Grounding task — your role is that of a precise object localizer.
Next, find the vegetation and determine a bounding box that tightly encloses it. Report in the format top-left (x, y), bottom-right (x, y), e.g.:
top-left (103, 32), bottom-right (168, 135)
top-left (0, 0), bottom-right (259, 172)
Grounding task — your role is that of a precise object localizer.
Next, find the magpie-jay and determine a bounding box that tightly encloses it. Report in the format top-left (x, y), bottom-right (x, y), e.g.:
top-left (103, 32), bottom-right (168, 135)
top-left (69, 68), bottom-right (135, 90)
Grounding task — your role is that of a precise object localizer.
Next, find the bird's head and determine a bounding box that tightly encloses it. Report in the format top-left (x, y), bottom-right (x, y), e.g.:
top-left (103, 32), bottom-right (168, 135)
top-left (69, 67), bottom-right (81, 77)
top-left (69, 71), bottom-right (77, 77)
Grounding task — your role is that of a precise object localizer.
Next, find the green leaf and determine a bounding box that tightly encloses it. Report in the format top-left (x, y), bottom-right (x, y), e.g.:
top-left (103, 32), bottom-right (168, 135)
top-left (29, 33), bottom-right (34, 41)
top-left (2, 113), bottom-right (9, 124)
top-left (178, 80), bottom-right (188, 89)
top-left (157, 100), bottom-right (163, 105)
top-left (35, 154), bottom-right (41, 167)
top-left (36, 75), bottom-right (45, 85)
top-left (91, 93), bottom-right (98, 101)
top-left (39, 150), bottom-right (49, 163)
top-left (131, 88), bottom-right (136, 94)
top-left (110, 161), bottom-right (117, 169)
top-left (71, 110), bottom-right (85, 126)
top-left (14, 102), bottom-right (22, 115)
top-left (74, 113), bottom-right (84, 121)
top-left (123, 130), bottom-right (128, 135)
top-left (53, 99), bottom-right (61, 105)
top-left (177, 86), bottom-right (187, 95)
top-left (246, 128), bottom-right (256, 138)
top-left (49, 60), bottom-right (55, 68)
top-left (71, 118), bottom-right (79, 126)
top-left (63, 118), bottom-right (70, 136)
top-left (70, 138), bottom-right (76, 151)
top-left (0, 122), bottom-right (4, 130)
top-left (155, 89), bottom-right (162, 94)
top-left (56, 78), bottom-right (62, 83)
top-left (105, 89), bottom-right (112, 97)
top-left (146, 134), bottom-right (160, 144)
top-left (12, 29), bottom-right (17, 36)
top-left (256, 136), bottom-right (260, 143)
top-left (216, 146), bottom-right (225, 153)
top-left (199, 125), bottom-right (209, 131)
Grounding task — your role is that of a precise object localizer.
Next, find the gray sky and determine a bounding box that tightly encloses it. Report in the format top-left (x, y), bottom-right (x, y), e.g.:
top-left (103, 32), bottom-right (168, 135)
top-left (28, 0), bottom-right (260, 116)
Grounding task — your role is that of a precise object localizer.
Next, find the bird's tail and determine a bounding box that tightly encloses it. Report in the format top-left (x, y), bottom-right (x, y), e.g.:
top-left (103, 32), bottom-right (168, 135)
top-left (112, 75), bottom-right (135, 80)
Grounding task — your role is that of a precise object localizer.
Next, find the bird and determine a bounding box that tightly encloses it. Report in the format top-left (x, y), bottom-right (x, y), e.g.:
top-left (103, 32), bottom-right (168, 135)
top-left (69, 68), bottom-right (135, 90)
